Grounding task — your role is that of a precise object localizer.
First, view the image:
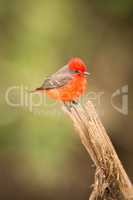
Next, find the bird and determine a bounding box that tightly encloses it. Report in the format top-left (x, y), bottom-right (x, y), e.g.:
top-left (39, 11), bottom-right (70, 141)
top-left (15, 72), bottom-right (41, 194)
top-left (33, 58), bottom-right (90, 106)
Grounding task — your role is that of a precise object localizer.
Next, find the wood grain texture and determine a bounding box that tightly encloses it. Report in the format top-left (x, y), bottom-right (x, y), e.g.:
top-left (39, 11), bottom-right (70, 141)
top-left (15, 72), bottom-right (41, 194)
top-left (63, 101), bottom-right (133, 200)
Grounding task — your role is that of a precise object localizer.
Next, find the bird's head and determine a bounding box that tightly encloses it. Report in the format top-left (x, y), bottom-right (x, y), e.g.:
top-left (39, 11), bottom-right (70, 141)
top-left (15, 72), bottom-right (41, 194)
top-left (68, 57), bottom-right (90, 77)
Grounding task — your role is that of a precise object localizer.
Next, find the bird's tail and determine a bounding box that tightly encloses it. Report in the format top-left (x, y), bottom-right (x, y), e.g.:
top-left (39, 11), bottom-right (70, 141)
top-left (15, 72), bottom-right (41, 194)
top-left (26, 87), bottom-right (44, 93)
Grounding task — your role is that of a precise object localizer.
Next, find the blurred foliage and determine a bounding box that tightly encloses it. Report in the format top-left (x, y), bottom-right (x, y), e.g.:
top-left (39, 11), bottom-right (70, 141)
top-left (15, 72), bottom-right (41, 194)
top-left (0, 0), bottom-right (133, 199)
top-left (95, 0), bottom-right (133, 16)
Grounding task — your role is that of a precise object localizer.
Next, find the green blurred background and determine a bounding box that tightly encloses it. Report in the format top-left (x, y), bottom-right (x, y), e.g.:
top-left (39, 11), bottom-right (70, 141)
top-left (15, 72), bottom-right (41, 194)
top-left (0, 0), bottom-right (133, 199)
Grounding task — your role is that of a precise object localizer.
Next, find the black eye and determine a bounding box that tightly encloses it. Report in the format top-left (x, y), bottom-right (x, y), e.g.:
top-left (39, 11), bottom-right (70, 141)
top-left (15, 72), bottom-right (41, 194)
top-left (74, 70), bottom-right (80, 73)
top-left (70, 70), bottom-right (80, 74)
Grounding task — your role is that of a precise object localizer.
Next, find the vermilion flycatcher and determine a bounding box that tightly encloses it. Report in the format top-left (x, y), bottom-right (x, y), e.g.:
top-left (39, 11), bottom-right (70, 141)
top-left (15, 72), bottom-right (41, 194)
top-left (34, 58), bottom-right (90, 105)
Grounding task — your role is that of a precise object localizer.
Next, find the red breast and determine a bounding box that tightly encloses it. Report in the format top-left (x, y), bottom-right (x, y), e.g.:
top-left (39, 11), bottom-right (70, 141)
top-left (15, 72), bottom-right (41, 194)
top-left (46, 76), bottom-right (87, 101)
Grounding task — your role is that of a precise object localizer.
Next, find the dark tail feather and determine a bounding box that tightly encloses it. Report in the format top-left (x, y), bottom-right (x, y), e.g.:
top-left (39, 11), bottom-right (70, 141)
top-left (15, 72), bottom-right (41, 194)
top-left (35, 87), bottom-right (44, 91)
top-left (26, 87), bottom-right (44, 93)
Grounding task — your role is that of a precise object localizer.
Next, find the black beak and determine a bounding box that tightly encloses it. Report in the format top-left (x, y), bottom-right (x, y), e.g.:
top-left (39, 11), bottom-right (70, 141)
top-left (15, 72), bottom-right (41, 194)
top-left (84, 72), bottom-right (91, 76)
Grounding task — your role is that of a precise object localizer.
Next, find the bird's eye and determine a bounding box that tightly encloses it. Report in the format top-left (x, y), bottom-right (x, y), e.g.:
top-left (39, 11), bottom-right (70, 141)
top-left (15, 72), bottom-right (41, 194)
top-left (75, 70), bottom-right (80, 74)
top-left (70, 69), bottom-right (81, 74)
top-left (74, 70), bottom-right (80, 73)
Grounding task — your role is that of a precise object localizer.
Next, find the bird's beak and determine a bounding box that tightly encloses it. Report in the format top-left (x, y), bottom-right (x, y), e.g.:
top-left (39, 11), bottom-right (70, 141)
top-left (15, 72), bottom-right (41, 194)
top-left (84, 72), bottom-right (91, 76)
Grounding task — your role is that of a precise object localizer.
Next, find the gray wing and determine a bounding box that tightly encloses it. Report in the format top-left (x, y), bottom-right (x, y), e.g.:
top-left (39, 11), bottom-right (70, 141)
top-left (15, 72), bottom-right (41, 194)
top-left (40, 65), bottom-right (73, 90)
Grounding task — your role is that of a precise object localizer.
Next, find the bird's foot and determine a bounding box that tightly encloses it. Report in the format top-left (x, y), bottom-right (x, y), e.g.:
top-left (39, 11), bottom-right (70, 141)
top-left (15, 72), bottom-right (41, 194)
top-left (63, 100), bottom-right (79, 112)
top-left (71, 100), bottom-right (79, 105)
top-left (63, 102), bottom-right (72, 112)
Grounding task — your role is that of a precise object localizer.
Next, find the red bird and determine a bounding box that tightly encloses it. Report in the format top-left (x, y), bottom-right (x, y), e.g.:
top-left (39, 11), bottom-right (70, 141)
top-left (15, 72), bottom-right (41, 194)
top-left (34, 58), bottom-right (90, 105)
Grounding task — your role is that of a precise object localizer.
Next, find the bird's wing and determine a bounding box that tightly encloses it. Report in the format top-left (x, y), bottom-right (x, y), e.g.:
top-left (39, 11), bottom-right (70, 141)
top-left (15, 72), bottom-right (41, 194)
top-left (40, 65), bottom-right (73, 90)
